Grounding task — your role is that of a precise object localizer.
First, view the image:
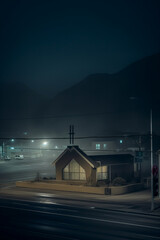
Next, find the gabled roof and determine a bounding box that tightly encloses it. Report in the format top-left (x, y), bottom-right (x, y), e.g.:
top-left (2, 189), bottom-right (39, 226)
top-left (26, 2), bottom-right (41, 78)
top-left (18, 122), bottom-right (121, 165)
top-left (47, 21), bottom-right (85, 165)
top-left (53, 145), bottom-right (98, 168)
top-left (89, 154), bottom-right (133, 166)
top-left (53, 146), bottom-right (133, 168)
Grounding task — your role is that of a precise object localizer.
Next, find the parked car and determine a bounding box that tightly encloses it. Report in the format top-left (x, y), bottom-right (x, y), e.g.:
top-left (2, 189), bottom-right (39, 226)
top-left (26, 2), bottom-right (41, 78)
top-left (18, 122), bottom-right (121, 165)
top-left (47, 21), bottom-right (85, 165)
top-left (4, 156), bottom-right (11, 161)
top-left (15, 155), bottom-right (24, 160)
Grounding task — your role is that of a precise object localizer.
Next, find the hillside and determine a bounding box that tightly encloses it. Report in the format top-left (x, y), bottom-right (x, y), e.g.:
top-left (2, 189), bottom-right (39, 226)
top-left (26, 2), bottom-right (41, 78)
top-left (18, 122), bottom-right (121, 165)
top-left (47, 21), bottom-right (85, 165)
top-left (42, 53), bottom-right (160, 136)
top-left (45, 53), bottom-right (160, 115)
top-left (1, 53), bottom-right (159, 137)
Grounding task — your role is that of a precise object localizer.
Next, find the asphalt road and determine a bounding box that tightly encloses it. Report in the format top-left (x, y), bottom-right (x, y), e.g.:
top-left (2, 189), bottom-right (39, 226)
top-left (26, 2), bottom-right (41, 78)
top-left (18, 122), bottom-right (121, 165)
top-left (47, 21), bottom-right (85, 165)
top-left (0, 157), bottom-right (55, 183)
top-left (0, 157), bottom-right (160, 239)
top-left (0, 197), bottom-right (160, 240)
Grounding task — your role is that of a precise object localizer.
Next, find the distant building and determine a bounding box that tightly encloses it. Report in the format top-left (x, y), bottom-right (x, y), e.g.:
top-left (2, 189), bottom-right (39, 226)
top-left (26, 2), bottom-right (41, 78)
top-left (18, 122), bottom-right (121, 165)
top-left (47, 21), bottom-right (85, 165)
top-left (53, 145), bottom-right (134, 185)
top-left (91, 136), bottom-right (154, 178)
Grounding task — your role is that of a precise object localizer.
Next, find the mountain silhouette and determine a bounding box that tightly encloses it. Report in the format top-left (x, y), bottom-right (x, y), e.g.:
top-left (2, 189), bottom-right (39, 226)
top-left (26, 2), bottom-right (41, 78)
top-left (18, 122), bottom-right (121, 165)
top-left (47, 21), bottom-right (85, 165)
top-left (42, 53), bottom-right (160, 136)
top-left (46, 53), bottom-right (160, 115)
top-left (0, 53), bottom-right (160, 137)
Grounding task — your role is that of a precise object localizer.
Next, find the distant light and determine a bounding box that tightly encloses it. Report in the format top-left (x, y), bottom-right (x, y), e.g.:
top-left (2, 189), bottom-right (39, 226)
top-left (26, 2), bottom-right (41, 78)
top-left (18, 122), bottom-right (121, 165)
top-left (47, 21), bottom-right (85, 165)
top-left (31, 140), bottom-right (34, 143)
top-left (10, 147), bottom-right (15, 150)
top-left (11, 139), bottom-right (14, 142)
top-left (43, 141), bottom-right (48, 146)
top-left (55, 146), bottom-right (58, 149)
top-left (96, 144), bottom-right (100, 150)
top-left (103, 143), bottom-right (107, 149)
top-left (24, 132), bottom-right (27, 135)
top-left (120, 140), bottom-right (123, 144)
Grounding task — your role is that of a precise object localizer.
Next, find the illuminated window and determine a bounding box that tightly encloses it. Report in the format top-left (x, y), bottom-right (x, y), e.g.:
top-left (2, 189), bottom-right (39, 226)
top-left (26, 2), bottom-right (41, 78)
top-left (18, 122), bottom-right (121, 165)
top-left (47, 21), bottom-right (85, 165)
top-left (63, 159), bottom-right (86, 180)
top-left (96, 144), bottom-right (100, 150)
top-left (103, 143), bottom-right (107, 149)
top-left (97, 166), bottom-right (108, 180)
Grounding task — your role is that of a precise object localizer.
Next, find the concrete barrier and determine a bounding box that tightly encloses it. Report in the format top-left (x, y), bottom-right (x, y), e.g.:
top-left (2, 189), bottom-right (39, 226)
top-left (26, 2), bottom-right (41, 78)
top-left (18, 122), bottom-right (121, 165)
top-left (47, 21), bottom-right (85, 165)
top-left (110, 183), bottom-right (144, 195)
top-left (16, 181), bottom-right (106, 195)
top-left (16, 181), bottom-right (144, 195)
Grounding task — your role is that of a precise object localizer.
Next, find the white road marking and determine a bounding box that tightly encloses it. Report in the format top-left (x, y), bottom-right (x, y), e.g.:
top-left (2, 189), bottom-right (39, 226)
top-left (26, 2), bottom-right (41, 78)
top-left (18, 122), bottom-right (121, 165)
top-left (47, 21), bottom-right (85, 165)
top-left (0, 196), bottom-right (78, 213)
top-left (0, 205), bottom-right (160, 232)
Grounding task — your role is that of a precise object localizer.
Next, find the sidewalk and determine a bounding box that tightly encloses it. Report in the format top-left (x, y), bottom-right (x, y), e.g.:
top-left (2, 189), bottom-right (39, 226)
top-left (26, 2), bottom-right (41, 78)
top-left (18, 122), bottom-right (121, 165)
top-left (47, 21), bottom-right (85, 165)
top-left (42, 188), bottom-right (160, 215)
top-left (0, 185), bottom-right (160, 216)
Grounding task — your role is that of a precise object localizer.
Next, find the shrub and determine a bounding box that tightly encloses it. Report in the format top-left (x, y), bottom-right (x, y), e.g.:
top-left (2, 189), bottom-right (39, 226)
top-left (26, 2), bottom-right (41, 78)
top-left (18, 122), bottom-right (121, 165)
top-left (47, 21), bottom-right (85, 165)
top-left (112, 177), bottom-right (126, 186)
top-left (96, 179), bottom-right (110, 186)
top-left (43, 177), bottom-right (48, 180)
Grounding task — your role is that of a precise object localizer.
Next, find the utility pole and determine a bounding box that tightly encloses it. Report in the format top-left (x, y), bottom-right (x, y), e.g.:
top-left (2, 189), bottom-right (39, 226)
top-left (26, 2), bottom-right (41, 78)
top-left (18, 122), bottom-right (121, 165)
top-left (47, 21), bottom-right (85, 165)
top-left (158, 151), bottom-right (160, 198)
top-left (139, 136), bottom-right (142, 181)
top-left (150, 109), bottom-right (154, 211)
top-left (2, 142), bottom-right (5, 160)
top-left (69, 125), bottom-right (75, 145)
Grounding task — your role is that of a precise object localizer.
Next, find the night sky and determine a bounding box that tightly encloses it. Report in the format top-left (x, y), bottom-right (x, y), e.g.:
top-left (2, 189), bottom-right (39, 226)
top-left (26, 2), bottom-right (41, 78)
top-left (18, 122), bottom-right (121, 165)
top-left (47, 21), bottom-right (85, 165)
top-left (0, 0), bottom-right (160, 97)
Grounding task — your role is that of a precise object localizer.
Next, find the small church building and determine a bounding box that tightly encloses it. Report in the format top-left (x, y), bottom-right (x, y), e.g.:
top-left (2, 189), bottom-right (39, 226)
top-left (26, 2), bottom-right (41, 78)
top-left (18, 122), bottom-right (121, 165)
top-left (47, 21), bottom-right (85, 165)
top-left (53, 145), bottom-right (134, 185)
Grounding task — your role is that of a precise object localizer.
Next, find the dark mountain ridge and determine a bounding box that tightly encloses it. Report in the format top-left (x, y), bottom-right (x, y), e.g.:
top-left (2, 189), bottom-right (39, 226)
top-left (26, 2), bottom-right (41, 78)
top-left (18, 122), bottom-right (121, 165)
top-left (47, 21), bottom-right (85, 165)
top-left (45, 53), bottom-right (160, 116)
top-left (0, 53), bottom-right (160, 137)
top-left (42, 53), bottom-right (160, 136)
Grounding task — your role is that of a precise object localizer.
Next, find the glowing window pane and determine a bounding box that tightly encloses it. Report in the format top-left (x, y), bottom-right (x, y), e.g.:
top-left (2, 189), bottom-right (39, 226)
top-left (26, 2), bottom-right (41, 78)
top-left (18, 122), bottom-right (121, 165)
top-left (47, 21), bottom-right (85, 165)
top-left (63, 159), bottom-right (86, 180)
top-left (96, 144), bottom-right (100, 150)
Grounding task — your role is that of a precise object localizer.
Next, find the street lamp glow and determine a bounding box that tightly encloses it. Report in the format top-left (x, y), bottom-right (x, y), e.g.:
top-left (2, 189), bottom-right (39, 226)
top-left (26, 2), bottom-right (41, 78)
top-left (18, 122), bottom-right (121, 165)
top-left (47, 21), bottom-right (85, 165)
top-left (31, 140), bottom-right (34, 143)
top-left (11, 139), bottom-right (14, 142)
top-left (43, 141), bottom-right (48, 146)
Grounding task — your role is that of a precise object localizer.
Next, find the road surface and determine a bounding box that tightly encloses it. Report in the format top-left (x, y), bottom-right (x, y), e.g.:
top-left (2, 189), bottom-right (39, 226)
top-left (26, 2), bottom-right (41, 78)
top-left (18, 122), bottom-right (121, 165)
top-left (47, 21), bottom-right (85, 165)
top-left (0, 196), bottom-right (160, 240)
top-left (0, 157), bottom-right (160, 239)
top-left (0, 157), bottom-right (55, 183)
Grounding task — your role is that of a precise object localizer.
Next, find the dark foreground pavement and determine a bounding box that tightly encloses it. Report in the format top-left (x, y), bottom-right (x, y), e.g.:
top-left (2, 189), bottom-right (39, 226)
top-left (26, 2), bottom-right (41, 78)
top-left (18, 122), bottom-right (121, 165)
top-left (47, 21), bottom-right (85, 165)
top-left (0, 183), bottom-right (160, 215)
top-left (0, 184), bottom-right (160, 239)
top-left (0, 196), bottom-right (160, 240)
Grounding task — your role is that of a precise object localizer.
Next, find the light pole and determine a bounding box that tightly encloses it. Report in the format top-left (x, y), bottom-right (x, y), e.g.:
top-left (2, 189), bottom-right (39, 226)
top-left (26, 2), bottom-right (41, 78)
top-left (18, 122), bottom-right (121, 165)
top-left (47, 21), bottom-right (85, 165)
top-left (150, 109), bottom-right (154, 211)
top-left (158, 150), bottom-right (160, 198)
top-left (40, 141), bottom-right (48, 157)
top-left (2, 142), bottom-right (5, 160)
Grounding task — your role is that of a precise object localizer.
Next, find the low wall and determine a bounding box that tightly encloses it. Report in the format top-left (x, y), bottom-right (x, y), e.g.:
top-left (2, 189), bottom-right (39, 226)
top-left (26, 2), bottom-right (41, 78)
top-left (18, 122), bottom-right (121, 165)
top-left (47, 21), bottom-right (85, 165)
top-left (16, 181), bottom-right (106, 195)
top-left (16, 181), bottom-right (144, 195)
top-left (110, 183), bottom-right (144, 195)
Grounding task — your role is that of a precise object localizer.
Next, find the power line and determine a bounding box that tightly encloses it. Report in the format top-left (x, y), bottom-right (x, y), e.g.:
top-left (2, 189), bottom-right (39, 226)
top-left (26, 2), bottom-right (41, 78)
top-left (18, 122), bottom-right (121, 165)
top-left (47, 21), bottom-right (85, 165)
top-left (0, 110), bottom-right (148, 121)
top-left (2, 146), bottom-right (152, 153)
top-left (0, 134), bottom-right (153, 141)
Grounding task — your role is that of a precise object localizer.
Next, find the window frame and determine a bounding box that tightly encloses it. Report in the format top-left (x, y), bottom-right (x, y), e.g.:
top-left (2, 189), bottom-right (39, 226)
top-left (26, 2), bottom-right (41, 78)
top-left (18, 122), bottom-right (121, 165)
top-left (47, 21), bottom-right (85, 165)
top-left (96, 143), bottom-right (101, 150)
top-left (96, 165), bottom-right (108, 180)
top-left (63, 159), bottom-right (86, 180)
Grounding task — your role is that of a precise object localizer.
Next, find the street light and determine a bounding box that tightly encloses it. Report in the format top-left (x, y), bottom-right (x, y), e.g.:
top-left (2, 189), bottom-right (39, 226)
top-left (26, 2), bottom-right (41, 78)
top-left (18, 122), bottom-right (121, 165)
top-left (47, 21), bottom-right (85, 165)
top-left (130, 97), bottom-right (154, 210)
top-left (42, 141), bottom-right (48, 146)
top-left (40, 141), bottom-right (49, 158)
top-left (150, 109), bottom-right (154, 211)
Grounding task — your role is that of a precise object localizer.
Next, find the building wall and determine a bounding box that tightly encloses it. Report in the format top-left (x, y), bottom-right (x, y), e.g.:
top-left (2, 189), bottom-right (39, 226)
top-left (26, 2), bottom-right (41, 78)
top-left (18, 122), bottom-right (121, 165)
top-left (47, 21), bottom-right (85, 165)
top-left (92, 141), bottom-right (117, 152)
top-left (110, 163), bottom-right (134, 182)
top-left (55, 149), bottom-right (97, 185)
